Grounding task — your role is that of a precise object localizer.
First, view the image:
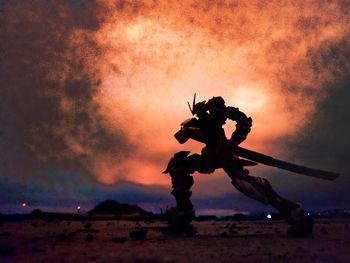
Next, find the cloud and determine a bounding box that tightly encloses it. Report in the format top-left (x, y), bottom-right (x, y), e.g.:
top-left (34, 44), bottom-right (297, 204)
top-left (90, 0), bottom-right (350, 184)
top-left (0, 0), bottom-right (349, 211)
top-left (0, 1), bottom-right (135, 183)
top-left (283, 73), bottom-right (350, 208)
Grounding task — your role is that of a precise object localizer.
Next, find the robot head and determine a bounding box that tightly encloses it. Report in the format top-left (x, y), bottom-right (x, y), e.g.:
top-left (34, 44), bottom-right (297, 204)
top-left (207, 96), bottom-right (226, 122)
top-left (207, 96), bottom-right (226, 111)
top-left (188, 93), bottom-right (208, 117)
top-left (192, 101), bottom-right (207, 116)
top-left (188, 95), bottom-right (226, 118)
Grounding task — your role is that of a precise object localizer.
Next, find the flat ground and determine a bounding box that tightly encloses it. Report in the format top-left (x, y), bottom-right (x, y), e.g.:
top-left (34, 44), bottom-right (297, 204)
top-left (0, 219), bottom-right (349, 262)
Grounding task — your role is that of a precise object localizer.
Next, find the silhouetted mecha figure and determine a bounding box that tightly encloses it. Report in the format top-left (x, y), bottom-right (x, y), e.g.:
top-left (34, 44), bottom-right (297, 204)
top-left (164, 96), bottom-right (313, 237)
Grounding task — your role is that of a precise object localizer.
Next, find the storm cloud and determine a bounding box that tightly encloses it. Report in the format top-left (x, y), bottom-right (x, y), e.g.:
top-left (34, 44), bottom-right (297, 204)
top-left (0, 1), bottom-right (135, 181)
top-left (1, 0), bottom-right (349, 212)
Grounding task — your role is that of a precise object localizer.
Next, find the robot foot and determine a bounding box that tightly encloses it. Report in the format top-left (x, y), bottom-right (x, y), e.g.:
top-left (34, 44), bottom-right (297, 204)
top-left (164, 207), bottom-right (195, 225)
top-left (287, 207), bottom-right (314, 238)
top-left (163, 207), bottom-right (196, 236)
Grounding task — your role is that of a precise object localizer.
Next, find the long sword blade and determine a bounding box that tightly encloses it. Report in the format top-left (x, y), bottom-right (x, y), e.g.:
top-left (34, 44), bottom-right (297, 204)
top-left (236, 146), bottom-right (340, 180)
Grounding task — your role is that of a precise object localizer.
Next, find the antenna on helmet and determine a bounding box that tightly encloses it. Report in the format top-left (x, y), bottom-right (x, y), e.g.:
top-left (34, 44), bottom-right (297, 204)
top-left (193, 93), bottom-right (196, 109)
top-left (187, 101), bottom-right (193, 115)
top-left (187, 93), bottom-right (196, 115)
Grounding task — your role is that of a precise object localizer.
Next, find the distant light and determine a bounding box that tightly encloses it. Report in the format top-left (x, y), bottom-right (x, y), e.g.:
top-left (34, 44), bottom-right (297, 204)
top-left (21, 202), bottom-right (27, 208)
top-left (307, 213), bottom-right (310, 216)
top-left (266, 214), bottom-right (272, 219)
top-left (77, 206), bottom-right (81, 213)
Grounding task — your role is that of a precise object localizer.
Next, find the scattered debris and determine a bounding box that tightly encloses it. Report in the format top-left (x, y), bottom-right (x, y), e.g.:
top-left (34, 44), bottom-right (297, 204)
top-left (31, 247), bottom-right (46, 253)
top-left (0, 231), bottom-right (12, 237)
top-left (130, 228), bottom-right (148, 240)
top-left (111, 237), bottom-right (127, 243)
top-left (0, 244), bottom-right (16, 257)
top-left (229, 229), bottom-right (239, 234)
top-left (68, 232), bottom-right (76, 237)
top-left (224, 223), bottom-right (236, 229)
top-left (30, 236), bottom-right (41, 243)
top-left (220, 232), bottom-right (229, 237)
top-left (77, 229), bottom-right (99, 233)
top-left (85, 234), bottom-right (94, 242)
top-left (320, 227), bottom-right (328, 235)
top-left (157, 223), bottom-right (197, 237)
top-left (58, 233), bottom-right (71, 242)
top-left (84, 222), bottom-right (92, 229)
top-left (132, 257), bottom-right (162, 263)
top-left (31, 222), bottom-right (40, 227)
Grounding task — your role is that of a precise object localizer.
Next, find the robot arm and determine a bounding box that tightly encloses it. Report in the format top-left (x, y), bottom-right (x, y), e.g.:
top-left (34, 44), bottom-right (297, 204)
top-left (174, 118), bottom-right (205, 144)
top-left (226, 106), bottom-right (252, 145)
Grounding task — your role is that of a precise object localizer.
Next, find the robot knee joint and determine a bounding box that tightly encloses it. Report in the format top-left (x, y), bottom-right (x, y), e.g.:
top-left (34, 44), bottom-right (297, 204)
top-left (164, 151), bottom-right (192, 175)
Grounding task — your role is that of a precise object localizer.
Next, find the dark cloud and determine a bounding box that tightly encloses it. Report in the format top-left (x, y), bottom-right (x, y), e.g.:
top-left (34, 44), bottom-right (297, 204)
top-left (0, 0), bottom-right (135, 183)
top-left (287, 37), bottom-right (350, 167)
top-left (1, 0), bottom-right (349, 213)
top-left (273, 38), bottom-right (350, 209)
top-left (290, 75), bottom-right (350, 176)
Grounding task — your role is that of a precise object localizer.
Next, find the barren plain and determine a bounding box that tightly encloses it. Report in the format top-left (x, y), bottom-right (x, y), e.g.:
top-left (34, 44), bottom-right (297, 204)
top-left (0, 218), bottom-right (349, 262)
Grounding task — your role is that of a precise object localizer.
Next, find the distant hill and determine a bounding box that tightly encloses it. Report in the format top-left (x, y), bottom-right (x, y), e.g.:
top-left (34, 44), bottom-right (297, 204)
top-left (88, 200), bottom-right (150, 216)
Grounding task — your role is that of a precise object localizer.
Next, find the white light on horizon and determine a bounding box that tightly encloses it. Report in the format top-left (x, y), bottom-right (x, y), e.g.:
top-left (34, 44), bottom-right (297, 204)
top-left (267, 214), bottom-right (272, 219)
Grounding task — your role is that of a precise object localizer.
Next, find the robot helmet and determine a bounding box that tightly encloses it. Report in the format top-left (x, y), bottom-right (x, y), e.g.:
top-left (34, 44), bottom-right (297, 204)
top-left (207, 96), bottom-right (226, 110)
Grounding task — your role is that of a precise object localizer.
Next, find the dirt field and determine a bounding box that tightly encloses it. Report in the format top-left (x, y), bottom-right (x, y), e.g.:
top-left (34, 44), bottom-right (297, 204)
top-left (0, 219), bottom-right (349, 262)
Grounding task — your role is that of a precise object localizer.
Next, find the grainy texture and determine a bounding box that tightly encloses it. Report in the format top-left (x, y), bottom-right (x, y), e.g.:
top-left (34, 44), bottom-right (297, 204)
top-left (0, 219), bottom-right (349, 262)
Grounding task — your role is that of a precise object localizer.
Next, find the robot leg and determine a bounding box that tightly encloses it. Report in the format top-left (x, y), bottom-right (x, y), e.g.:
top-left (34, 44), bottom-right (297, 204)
top-left (225, 167), bottom-right (313, 236)
top-left (225, 167), bottom-right (299, 215)
top-left (163, 152), bottom-right (208, 225)
top-left (163, 151), bottom-right (195, 225)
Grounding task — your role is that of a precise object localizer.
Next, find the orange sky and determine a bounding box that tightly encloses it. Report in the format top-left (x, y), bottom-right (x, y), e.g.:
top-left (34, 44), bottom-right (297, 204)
top-left (54, 0), bottom-right (349, 187)
top-left (1, 0), bottom-right (349, 212)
